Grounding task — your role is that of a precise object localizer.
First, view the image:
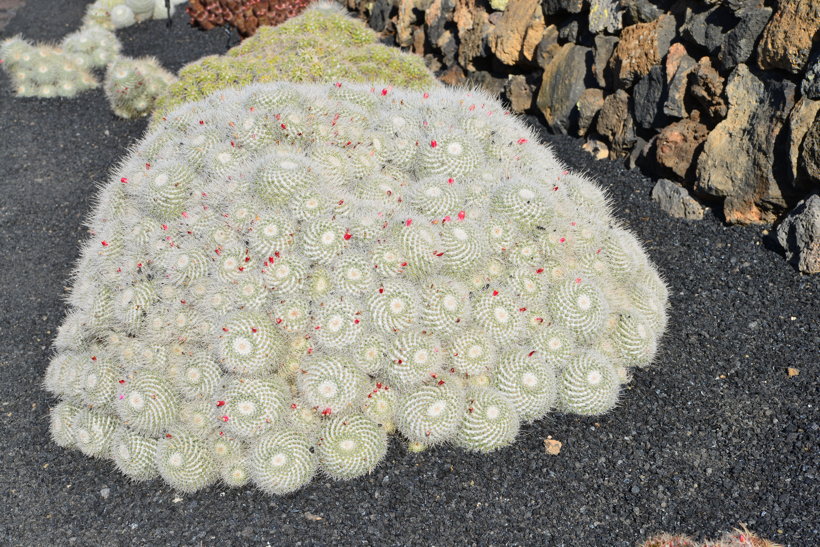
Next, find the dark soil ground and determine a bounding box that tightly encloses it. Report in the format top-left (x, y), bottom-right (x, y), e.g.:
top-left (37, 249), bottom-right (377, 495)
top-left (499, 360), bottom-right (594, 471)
top-left (0, 1), bottom-right (817, 545)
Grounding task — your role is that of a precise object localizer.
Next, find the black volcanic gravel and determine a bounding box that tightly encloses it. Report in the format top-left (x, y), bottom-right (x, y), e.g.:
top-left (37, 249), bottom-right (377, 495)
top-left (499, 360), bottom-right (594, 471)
top-left (0, 2), bottom-right (817, 545)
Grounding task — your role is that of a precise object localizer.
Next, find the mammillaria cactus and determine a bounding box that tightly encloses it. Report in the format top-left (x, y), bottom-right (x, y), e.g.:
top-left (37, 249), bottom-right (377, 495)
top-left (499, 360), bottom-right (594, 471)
top-left (152, 3), bottom-right (437, 121)
top-left (104, 56), bottom-right (178, 119)
top-left (0, 37), bottom-right (99, 98)
top-left (186, 0), bottom-right (315, 38)
top-left (46, 81), bottom-right (668, 494)
top-left (641, 527), bottom-right (780, 547)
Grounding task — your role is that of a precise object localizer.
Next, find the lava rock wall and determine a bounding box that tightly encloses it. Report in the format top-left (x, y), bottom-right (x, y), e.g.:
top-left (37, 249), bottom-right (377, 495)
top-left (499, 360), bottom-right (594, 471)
top-left (343, 0), bottom-right (820, 226)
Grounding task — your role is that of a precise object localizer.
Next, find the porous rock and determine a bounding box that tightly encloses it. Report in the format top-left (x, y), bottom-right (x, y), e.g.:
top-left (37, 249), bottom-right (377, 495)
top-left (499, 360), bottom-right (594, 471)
top-left (454, 0), bottom-right (491, 69)
top-left (655, 118), bottom-right (709, 181)
top-left (536, 43), bottom-right (592, 134)
top-left (651, 178), bottom-right (705, 220)
top-left (757, 0), bottom-right (820, 74)
top-left (596, 89), bottom-right (637, 157)
top-left (688, 57), bottom-right (727, 122)
top-left (609, 14), bottom-right (676, 89)
top-left (776, 194), bottom-right (820, 274)
top-left (680, 3), bottom-right (735, 54)
top-left (695, 64), bottom-right (796, 224)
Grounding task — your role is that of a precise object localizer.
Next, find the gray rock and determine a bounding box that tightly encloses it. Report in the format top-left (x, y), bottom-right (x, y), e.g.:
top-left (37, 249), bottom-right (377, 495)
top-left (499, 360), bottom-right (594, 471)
top-left (799, 109), bottom-right (820, 187)
top-left (801, 45), bottom-right (820, 100)
top-left (622, 0), bottom-right (672, 24)
top-left (695, 64), bottom-right (796, 224)
top-left (680, 4), bottom-right (735, 54)
top-left (589, 0), bottom-right (623, 34)
top-left (716, 7), bottom-right (772, 71)
top-left (592, 35), bottom-right (618, 89)
top-left (536, 43), bottom-right (592, 134)
top-left (426, 0), bottom-right (456, 46)
top-left (652, 178), bottom-right (705, 220)
top-left (467, 70), bottom-right (506, 97)
top-left (776, 194), bottom-right (820, 274)
top-left (542, 0), bottom-right (584, 16)
top-left (664, 47), bottom-right (696, 120)
top-left (558, 17), bottom-right (580, 43)
top-left (633, 65), bottom-right (668, 129)
top-left (368, 0), bottom-right (393, 32)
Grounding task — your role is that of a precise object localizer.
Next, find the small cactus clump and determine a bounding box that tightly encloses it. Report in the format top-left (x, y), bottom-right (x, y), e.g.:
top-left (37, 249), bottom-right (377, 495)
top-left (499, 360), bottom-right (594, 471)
top-left (0, 37), bottom-right (99, 98)
top-left (641, 526), bottom-right (781, 547)
top-left (83, 0), bottom-right (188, 30)
top-left (152, 3), bottom-right (437, 121)
top-left (104, 56), bottom-right (178, 119)
top-left (46, 81), bottom-right (668, 495)
top-left (61, 25), bottom-right (122, 70)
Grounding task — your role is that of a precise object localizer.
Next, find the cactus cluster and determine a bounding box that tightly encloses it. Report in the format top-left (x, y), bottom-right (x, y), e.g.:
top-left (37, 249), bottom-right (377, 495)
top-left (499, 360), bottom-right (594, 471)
top-left (0, 35), bottom-right (102, 98)
top-left (152, 3), bottom-right (437, 121)
top-left (641, 527), bottom-right (780, 547)
top-left (83, 0), bottom-right (188, 30)
top-left (104, 57), bottom-right (177, 119)
top-left (46, 81), bottom-right (668, 494)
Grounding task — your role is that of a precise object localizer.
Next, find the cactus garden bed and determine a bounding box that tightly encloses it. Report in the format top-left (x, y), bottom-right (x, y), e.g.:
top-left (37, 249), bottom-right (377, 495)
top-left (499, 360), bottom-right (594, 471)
top-left (0, 0), bottom-right (816, 545)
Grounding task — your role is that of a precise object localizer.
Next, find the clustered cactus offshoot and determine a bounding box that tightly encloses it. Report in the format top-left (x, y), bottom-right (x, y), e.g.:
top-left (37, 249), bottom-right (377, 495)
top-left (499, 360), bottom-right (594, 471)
top-left (186, 0), bottom-right (315, 38)
top-left (46, 81), bottom-right (668, 494)
top-left (104, 56), bottom-right (178, 119)
top-left (152, 3), bottom-right (437, 121)
top-left (641, 526), bottom-right (781, 547)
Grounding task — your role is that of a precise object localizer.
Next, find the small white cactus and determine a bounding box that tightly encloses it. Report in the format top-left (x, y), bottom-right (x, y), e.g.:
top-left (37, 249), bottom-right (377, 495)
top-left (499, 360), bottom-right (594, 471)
top-left (46, 82), bottom-right (669, 494)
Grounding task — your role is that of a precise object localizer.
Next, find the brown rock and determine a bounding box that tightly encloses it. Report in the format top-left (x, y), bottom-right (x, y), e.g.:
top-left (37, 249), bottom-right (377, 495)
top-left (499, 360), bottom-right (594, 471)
top-left (582, 138), bottom-right (610, 160)
top-left (786, 97), bottom-right (820, 191)
top-left (413, 25), bottom-right (426, 56)
top-left (695, 64), bottom-right (796, 224)
top-left (454, 0), bottom-right (491, 69)
top-left (577, 88), bottom-right (605, 137)
top-left (505, 75), bottom-right (533, 112)
top-left (608, 14), bottom-right (676, 89)
top-left (536, 43), bottom-right (592, 134)
top-left (544, 438), bottom-right (562, 455)
top-left (396, 0), bottom-right (415, 48)
top-left (688, 57), bottom-right (727, 122)
top-left (596, 89), bottom-right (637, 157)
top-left (757, 0), bottom-right (820, 74)
top-left (489, 0), bottom-right (544, 66)
top-left (655, 119), bottom-right (709, 180)
top-left (440, 65), bottom-right (467, 86)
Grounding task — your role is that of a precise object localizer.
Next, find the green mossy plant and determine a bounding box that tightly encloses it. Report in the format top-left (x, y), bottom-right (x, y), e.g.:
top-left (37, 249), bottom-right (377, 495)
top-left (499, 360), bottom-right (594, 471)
top-left (151, 3), bottom-right (437, 122)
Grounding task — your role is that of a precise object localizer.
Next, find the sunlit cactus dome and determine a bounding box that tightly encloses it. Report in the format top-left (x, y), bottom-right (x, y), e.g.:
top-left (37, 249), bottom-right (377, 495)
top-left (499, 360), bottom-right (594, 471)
top-left (47, 82), bottom-right (669, 495)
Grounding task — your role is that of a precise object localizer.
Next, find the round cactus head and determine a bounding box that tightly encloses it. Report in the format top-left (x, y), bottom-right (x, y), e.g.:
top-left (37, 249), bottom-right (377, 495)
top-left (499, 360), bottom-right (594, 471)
top-left (46, 82), bottom-right (668, 495)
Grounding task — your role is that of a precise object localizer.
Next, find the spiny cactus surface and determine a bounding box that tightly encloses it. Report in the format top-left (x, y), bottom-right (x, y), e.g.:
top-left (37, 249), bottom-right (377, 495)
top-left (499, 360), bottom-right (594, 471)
top-left (152, 3), bottom-right (437, 121)
top-left (0, 37), bottom-right (99, 98)
top-left (46, 81), bottom-right (668, 494)
top-left (104, 56), bottom-right (178, 119)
